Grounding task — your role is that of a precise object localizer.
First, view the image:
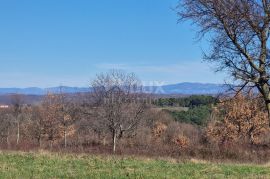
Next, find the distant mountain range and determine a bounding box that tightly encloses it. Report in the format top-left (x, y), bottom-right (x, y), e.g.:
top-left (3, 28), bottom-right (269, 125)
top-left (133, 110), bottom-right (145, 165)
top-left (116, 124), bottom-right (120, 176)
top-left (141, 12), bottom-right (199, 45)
top-left (144, 82), bottom-right (227, 95)
top-left (0, 87), bottom-right (89, 95)
top-left (0, 83), bottom-right (227, 95)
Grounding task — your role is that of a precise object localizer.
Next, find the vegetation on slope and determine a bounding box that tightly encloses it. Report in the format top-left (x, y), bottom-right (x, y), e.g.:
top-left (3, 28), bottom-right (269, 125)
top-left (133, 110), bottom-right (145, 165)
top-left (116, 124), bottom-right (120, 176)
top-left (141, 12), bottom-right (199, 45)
top-left (170, 105), bottom-right (212, 126)
top-left (154, 95), bottom-right (216, 126)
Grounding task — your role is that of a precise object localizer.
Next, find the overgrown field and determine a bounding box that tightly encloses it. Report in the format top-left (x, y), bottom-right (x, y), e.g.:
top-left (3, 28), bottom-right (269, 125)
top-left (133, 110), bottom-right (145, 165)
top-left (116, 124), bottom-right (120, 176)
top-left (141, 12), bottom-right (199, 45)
top-left (0, 152), bottom-right (269, 178)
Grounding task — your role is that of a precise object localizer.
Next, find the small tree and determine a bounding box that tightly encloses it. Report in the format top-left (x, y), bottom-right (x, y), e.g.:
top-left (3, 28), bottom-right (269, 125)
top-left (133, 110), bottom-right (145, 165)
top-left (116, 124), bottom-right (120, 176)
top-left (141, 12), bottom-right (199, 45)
top-left (0, 108), bottom-right (13, 148)
top-left (29, 106), bottom-right (46, 148)
top-left (207, 93), bottom-right (269, 147)
top-left (91, 70), bottom-right (145, 153)
top-left (42, 93), bottom-right (62, 149)
top-left (57, 89), bottom-right (78, 149)
top-left (10, 94), bottom-right (24, 146)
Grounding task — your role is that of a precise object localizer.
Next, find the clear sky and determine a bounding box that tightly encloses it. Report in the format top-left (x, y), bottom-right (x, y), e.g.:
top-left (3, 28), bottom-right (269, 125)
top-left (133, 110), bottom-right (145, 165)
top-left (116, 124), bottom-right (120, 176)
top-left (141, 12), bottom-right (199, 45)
top-left (0, 0), bottom-right (225, 88)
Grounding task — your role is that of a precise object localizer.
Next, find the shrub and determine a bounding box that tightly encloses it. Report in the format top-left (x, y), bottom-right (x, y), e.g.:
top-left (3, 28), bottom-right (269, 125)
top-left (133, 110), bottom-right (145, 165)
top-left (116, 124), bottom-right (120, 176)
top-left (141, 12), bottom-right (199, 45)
top-left (152, 122), bottom-right (167, 138)
top-left (172, 135), bottom-right (190, 149)
top-left (206, 93), bottom-right (270, 147)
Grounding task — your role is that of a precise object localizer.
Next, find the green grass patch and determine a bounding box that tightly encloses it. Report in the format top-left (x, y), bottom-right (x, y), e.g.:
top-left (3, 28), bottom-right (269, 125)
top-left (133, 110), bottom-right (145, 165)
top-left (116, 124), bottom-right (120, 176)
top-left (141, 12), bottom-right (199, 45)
top-left (0, 152), bottom-right (269, 178)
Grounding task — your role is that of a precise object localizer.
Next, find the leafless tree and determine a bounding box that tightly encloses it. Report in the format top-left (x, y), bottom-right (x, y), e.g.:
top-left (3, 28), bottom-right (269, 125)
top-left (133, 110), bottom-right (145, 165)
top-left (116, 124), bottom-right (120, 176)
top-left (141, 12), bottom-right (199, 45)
top-left (29, 106), bottom-right (46, 147)
top-left (57, 88), bottom-right (79, 149)
top-left (91, 70), bottom-right (145, 153)
top-left (178, 0), bottom-right (270, 123)
top-left (0, 108), bottom-right (13, 148)
top-left (10, 94), bottom-right (24, 145)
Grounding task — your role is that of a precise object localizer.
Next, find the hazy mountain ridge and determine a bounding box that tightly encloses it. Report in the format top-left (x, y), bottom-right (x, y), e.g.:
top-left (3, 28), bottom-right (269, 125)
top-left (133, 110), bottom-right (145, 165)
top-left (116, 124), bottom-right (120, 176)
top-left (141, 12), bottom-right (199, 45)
top-left (0, 83), bottom-right (226, 95)
top-left (0, 86), bottom-right (90, 95)
top-left (154, 82), bottom-right (226, 94)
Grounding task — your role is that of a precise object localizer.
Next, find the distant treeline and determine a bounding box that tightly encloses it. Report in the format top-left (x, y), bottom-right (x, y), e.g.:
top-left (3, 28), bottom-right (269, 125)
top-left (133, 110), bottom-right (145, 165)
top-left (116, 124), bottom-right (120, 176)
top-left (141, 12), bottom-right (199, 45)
top-left (153, 95), bottom-right (218, 107)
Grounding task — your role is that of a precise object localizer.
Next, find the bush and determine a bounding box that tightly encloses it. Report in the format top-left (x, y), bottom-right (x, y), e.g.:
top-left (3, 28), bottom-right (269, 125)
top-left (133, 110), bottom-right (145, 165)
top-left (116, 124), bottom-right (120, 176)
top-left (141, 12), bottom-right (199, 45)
top-left (206, 93), bottom-right (270, 147)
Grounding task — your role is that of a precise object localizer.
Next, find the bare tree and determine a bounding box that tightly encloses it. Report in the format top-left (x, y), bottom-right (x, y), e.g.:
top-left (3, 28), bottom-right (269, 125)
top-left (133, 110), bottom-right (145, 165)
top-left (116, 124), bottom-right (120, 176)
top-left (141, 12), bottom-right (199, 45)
top-left (91, 70), bottom-right (145, 153)
top-left (178, 0), bottom-right (270, 123)
top-left (0, 108), bottom-right (13, 148)
top-left (57, 88), bottom-right (79, 149)
top-left (30, 106), bottom-right (46, 148)
top-left (10, 94), bottom-right (24, 145)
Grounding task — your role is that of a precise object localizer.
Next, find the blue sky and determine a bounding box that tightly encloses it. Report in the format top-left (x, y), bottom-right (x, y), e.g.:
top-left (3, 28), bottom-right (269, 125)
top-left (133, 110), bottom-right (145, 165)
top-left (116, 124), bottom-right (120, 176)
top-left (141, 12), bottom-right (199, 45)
top-left (0, 0), bottom-right (225, 88)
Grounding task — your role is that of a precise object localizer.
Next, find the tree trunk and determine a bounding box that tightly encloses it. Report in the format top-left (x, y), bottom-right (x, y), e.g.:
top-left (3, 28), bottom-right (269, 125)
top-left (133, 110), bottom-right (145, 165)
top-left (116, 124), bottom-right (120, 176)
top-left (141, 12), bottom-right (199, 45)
top-left (103, 136), bottom-right (107, 146)
top-left (38, 136), bottom-right (42, 148)
top-left (7, 127), bottom-right (10, 149)
top-left (113, 131), bottom-right (117, 153)
top-left (64, 128), bottom-right (67, 149)
top-left (260, 83), bottom-right (270, 126)
top-left (266, 101), bottom-right (270, 126)
top-left (16, 121), bottom-right (20, 145)
top-left (50, 140), bottom-right (53, 150)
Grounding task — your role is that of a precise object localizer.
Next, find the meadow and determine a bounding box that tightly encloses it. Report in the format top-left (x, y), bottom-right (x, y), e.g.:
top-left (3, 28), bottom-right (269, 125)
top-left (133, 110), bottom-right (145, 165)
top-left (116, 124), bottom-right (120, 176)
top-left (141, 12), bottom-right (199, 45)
top-left (0, 151), bottom-right (269, 179)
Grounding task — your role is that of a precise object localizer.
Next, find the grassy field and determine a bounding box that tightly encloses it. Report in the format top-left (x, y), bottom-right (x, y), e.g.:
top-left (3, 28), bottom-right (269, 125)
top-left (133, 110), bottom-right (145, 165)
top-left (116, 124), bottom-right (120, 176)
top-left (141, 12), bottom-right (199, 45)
top-left (0, 152), bottom-right (269, 178)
